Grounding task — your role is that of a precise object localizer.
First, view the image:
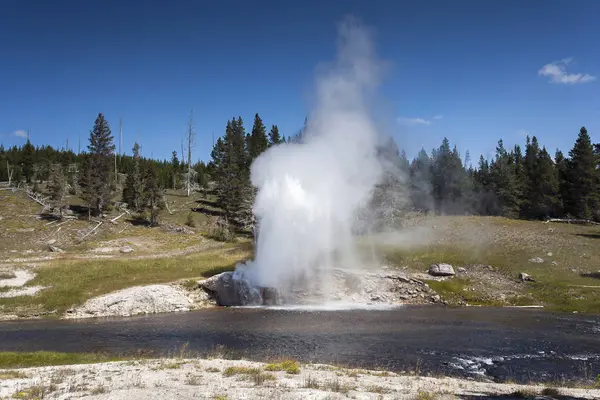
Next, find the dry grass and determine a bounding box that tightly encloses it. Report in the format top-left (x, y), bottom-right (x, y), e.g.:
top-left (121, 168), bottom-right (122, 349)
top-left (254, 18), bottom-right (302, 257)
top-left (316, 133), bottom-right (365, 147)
top-left (0, 351), bottom-right (131, 369)
top-left (0, 370), bottom-right (28, 380)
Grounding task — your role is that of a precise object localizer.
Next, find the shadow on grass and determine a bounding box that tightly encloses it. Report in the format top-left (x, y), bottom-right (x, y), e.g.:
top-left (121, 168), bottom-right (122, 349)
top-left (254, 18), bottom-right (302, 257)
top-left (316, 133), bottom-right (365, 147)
top-left (126, 217), bottom-right (150, 226)
top-left (201, 263), bottom-right (237, 277)
top-left (580, 271), bottom-right (600, 279)
top-left (574, 233), bottom-right (600, 239)
top-left (191, 206), bottom-right (225, 217)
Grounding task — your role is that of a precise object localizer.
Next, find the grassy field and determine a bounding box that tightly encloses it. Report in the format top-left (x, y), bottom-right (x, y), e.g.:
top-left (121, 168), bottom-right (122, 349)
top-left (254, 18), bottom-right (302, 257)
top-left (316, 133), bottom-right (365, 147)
top-left (380, 216), bottom-right (600, 312)
top-left (2, 188), bottom-right (600, 315)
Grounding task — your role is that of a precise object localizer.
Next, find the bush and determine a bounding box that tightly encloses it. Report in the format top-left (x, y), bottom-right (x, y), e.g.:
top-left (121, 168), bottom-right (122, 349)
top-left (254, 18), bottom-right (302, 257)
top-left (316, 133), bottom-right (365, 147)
top-left (185, 212), bottom-right (196, 228)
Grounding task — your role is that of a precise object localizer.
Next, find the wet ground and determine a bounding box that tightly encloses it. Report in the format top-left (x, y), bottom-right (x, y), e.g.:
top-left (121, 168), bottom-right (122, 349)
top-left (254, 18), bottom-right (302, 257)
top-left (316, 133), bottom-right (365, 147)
top-left (1, 305), bottom-right (598, 385)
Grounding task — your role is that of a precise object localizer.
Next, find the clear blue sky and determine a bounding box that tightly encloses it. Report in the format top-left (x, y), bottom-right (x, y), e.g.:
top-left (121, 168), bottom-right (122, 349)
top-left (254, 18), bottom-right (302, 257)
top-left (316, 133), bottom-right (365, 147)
top-left (1, 0), bottom-right (598, 165)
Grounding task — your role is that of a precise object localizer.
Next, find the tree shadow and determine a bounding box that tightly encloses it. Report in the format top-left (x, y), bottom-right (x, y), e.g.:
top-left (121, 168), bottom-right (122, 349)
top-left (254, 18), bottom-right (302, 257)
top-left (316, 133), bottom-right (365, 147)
top-left (126, 216), bottom-right (150, 226)
top-left (580, 271), bottom-right (600, 279)
top-left (191, 206), bottom-right (224, 217)
top-left (574, 233), bottom-right (600, 239)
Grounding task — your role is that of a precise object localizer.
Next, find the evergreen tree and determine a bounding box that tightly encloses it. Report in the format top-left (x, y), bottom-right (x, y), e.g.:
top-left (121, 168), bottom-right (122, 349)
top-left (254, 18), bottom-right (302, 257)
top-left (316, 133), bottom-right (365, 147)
top-left (21, 139), bottom-right (35, 183)
top-left (489, 140), bottom-right (520, 217)
top-left (80, 113), bottom-right (115, 217)
top-left (554, 149), bottom-right (568, 216)
top-left (409, 148), bottom-right (432, 213)
top-left (536, 147), bottom-right (560, 217)
top-left (248, 113), bottom-right (269, 160)
top-left (170, 150), bottom-right (180, 189)
top-left (48, 163), bottom-right (68, 218)
top-left (268, 125), bottom-right (282, 147)
top-left (430, 138), bottom-right (467, 214)
top-left (142, 163), bottom-right (163, 226)
top-left (564, 127), bottom-right (599, 219)
top-left (122, 142), bottom-right (142, 211)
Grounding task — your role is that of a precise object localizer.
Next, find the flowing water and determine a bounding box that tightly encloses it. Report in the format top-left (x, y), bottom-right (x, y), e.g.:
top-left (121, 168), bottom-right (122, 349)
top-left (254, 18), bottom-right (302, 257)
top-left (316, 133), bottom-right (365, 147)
top-left (1, 306), bottom-right (599, 385)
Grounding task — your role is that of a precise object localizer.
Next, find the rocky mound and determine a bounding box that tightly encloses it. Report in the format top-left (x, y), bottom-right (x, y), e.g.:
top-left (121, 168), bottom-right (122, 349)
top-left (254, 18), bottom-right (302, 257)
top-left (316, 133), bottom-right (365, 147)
top-left (65, 284), bottom-right (193, 319)
top-left (198, 268), bottom-right (441, 307)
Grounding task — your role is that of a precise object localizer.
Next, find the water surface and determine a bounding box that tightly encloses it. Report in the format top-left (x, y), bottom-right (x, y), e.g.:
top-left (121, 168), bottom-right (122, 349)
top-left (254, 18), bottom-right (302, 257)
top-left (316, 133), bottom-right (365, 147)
top-left (1, 305), bottom-right (598, 384)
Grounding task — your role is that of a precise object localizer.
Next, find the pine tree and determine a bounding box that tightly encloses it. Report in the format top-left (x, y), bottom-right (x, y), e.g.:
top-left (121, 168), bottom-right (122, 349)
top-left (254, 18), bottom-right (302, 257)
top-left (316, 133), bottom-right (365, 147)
top-left (123, 142), bottom-right (142, 211)
top-left (21, 139), bottom-right (35, 183)
top-left (430, 138), bottom-right (467, 214)
top-left (409, 148), bottom-right (432, 213)
top-left (554, 149), bottom-right (568, 216)
top-left (490, 140), bottom-right (520, 217)
top-left (142, 163), bottom-right (163, 226)
top-left (48, 163), bottom-right (68, 218)
top-left (536, 147), bottom-right (560, 217)
top-left (170, 150), bottom-right (180, 189)
top-left (248, 113), bottom-right (269, 161)
top-left (81, 113), bottom-right (115, 217)
top-left (565, 127), bottom-right (599, 219)
top-left (268, 125), bottom-right (282, 147)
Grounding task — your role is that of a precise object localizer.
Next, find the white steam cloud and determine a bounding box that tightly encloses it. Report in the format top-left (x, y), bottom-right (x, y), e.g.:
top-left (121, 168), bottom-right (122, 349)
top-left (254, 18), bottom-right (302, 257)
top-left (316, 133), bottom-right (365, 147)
top-left (238, 17), bottom-right (388, 291)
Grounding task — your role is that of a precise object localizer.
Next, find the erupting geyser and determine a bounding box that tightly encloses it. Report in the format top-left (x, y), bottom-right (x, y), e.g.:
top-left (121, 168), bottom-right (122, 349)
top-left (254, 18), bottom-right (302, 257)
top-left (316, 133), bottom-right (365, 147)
top-left (230, 17), bottom-right (392, 305)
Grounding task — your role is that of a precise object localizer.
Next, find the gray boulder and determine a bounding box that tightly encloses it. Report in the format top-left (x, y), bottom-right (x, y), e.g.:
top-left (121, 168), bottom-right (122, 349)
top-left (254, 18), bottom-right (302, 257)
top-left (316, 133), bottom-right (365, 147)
top-left (119, 246), bottom-right (134, 254)
top-left (199, 272), bottom-right (263, 306)
top-left (428, 263), bottom-right (455, 277)
top-left (519, 272), bottom-right (535, 282)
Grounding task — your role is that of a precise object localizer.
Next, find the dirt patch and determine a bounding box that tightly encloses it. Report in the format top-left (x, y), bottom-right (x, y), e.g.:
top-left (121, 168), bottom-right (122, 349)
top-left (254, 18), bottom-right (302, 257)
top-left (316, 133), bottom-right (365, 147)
top-left (0, 286), bottom-right (47, 298)
top-left (0, 269), bottom-right (35, 287)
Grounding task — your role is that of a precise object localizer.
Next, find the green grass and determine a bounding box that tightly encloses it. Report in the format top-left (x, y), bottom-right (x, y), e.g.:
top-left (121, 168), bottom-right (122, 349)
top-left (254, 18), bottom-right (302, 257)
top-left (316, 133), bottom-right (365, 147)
top-left (264, 360), bottom-right (300, 374)
top-left (0, 351), bottom-right (130, 369)
top-left (0, 246), bottom-right (249, 315)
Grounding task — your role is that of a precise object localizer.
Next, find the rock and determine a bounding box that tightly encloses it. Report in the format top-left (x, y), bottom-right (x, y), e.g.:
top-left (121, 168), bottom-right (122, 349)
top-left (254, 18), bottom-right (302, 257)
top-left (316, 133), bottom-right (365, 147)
top-left (519, 272), bottom-right (535, 282)
top-left (428, 263), bottom-right (455, 277)
top-left (119, 246), bottom-right (134, 254)
top-left (431, 295), bottom-right (441, 303)
top-left (551, 261), bottom-right (558, 266)
top-left (457, 267), bottom-right (467, 273)
top-left (48, 244), bottom-right (65, 253)
top-left (547, 252), bottom-right (553, 257)
top-left (529, 257), bottom-right (544, 263)
top-left (199, 272), bottom-right (263, 306)
top-left (47, 239), bottom-right (57, 245)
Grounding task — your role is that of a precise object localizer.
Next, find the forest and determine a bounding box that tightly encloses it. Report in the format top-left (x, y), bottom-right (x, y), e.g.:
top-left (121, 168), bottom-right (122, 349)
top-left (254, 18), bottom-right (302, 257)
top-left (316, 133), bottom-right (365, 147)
top-left (1, 112), bottom-right (599, 230)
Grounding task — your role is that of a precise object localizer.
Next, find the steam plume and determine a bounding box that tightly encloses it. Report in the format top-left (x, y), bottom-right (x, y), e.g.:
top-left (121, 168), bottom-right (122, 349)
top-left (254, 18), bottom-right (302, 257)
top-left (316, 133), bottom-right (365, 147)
top-left (238, 17), bottom-right (389, 293)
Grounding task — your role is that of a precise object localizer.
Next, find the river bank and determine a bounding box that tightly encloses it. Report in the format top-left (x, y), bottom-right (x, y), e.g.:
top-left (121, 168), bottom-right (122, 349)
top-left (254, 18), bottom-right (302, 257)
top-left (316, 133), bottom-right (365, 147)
top-left (1, 357), bottom-right (599, 400)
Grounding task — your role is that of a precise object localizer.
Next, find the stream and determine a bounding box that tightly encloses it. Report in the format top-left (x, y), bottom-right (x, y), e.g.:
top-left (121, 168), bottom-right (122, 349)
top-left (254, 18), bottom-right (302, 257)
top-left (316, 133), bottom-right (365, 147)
top-left (1, 305), bottom-right (599, 385)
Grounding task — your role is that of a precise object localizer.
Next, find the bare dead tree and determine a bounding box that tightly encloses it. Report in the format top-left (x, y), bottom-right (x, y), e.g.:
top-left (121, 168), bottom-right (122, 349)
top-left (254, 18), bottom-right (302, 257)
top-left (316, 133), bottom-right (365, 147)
top-left (186, 109), bottom-right (195, 196)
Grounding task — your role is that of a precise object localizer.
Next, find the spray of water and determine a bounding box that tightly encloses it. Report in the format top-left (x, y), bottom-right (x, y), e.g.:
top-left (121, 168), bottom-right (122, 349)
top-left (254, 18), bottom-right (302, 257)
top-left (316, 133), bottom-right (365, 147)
top-left (235, 17), bottom-right (390, 300)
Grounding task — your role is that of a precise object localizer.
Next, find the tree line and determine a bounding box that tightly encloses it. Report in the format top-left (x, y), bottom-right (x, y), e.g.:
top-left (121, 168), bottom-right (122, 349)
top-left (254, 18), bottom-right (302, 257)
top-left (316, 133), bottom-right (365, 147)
top-left (1, 112), bottom-right (599, 228)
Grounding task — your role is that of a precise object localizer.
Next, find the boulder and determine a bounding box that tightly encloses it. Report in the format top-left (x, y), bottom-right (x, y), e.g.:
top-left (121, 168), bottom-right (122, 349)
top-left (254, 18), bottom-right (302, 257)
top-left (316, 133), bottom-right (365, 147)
top-left (199, 272), bottom-right (263, 306)
top-left (120, 246), bottom-right (134, 254)
top-left (529, 257), bottom-right (544, 264)
top-left (428, 263), bottom-right (455, 277)
top-left (457, 267), bottom-right (467, 273)
top-left (519, 272), bottom-right (535, 282)
top-left (48, 244), bottom-right (65, 253)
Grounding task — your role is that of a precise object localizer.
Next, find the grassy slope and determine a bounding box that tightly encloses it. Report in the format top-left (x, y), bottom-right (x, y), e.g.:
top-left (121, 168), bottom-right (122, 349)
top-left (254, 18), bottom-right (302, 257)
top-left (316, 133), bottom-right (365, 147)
top-left (381, 216), bottom-right (600, 312)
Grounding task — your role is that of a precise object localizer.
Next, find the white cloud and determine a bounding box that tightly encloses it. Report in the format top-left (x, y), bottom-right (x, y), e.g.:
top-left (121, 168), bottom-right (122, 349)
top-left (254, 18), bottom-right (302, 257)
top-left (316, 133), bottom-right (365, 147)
top-left (538, 58), bottom-right (596, 84)
top-left (397, 117), bottom-right (431, 126)
top-left (433, 115), bottom-right (443, 120)
top-left (13, 130), bottom-right (28, 139)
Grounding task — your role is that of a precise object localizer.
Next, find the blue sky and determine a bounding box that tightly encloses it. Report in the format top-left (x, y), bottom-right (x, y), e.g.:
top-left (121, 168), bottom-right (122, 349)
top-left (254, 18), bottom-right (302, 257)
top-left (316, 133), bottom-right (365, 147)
top-left (1, 0), bottom-right (598, 165)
